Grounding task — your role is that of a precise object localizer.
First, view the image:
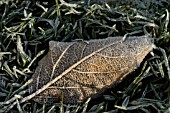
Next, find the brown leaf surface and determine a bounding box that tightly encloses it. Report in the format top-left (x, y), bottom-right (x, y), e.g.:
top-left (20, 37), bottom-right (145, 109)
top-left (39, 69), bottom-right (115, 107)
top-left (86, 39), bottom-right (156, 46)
top-left (29, 35), bottom-right (155, 104)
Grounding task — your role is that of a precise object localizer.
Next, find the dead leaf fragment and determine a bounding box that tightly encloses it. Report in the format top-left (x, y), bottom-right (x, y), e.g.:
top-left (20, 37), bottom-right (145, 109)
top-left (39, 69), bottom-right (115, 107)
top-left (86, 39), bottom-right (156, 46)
top-left (29, 35), bottom-right (155, 104)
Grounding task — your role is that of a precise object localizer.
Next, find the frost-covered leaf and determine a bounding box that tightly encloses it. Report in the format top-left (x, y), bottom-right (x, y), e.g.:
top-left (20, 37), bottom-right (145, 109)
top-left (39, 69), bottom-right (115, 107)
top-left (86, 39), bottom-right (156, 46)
top-left (29, 35), bottom-right (155, 104)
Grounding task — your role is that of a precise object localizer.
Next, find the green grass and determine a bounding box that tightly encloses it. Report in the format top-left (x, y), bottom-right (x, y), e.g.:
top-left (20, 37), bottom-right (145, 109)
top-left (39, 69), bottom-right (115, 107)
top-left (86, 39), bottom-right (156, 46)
top-left (0, 0), bottom-right (170, 112)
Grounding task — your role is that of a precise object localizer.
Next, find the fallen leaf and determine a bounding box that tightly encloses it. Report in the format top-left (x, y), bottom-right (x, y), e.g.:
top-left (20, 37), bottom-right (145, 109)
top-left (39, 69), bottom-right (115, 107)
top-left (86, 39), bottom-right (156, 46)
top-left (29, 35), bottom-right (155, 104)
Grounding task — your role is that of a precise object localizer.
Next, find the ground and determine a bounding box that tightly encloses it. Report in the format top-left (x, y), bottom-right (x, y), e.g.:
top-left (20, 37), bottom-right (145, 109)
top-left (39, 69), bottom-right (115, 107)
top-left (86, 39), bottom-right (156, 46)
top-left (0, 0), bottom-right (170, 112)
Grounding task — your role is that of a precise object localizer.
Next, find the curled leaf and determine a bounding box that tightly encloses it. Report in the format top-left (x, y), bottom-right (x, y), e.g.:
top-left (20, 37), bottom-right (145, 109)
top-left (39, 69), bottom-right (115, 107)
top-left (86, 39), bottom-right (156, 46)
top-left (29, 35), bottom-right (155, 104)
